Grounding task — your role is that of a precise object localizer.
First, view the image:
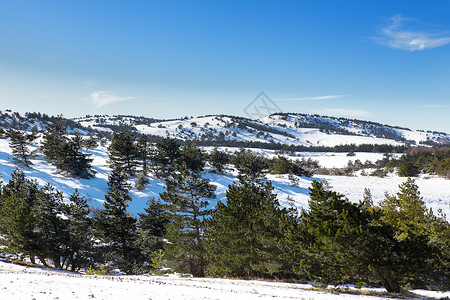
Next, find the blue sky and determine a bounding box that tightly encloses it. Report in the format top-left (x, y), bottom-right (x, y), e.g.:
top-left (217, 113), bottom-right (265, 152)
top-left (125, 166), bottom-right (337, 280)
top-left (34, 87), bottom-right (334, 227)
top-left (1, 0), bottom-right (450, 132)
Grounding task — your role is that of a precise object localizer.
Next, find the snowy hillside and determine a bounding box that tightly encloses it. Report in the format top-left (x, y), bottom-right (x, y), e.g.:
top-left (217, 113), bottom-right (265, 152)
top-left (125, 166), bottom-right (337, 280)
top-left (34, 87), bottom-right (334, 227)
top-left (0, 109), bottom-right (449, 219)
top-left (74, 113), bottom-right (450, 147)
top-left (0, 137), bottom-right (449, 220)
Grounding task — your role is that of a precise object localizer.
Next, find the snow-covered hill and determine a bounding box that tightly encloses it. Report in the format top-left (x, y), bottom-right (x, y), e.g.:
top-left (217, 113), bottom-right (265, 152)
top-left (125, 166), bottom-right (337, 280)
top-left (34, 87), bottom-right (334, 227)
top-left (0, 109), bottom-right (450, 219)
top-left (74, 113), bottom-right (450, 147)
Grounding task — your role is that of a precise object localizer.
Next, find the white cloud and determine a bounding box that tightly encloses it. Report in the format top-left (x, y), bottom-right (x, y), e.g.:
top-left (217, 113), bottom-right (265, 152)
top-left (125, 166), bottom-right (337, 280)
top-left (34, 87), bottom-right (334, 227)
top-left (90, 91), bottom-right (134, 108)
top-left (274, 95), bottom-right (345, 101)
top-left (422, 104), bottom-right (446, 108)
top-left (322, 108), bottom-right (372, 118)
top-left (375, 15), bottom-right (450, 51)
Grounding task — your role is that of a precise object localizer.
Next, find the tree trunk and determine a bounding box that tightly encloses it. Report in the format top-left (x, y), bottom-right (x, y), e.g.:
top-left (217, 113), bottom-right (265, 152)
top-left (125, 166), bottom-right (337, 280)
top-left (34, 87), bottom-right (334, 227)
top-left (382, 276), bottom-right (401, 293)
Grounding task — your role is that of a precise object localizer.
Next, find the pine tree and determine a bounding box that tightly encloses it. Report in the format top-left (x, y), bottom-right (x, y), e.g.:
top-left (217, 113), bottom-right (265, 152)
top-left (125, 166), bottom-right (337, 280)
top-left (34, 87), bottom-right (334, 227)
top-left (107, 168), bottom-right (131, 193)
top-left (230, 149), bottom-right (269, 178)
top-left (137, 198), bottom-right (170, 259)
top-left (61, 190), bottom-right (95, 272)
top-left (208, 148), bottom-right (229, 173)
top-left (57, 132), bottom-right (94, 178)
top-left (179, 143), bottom-right (205, 173)
top-left (0, 169), bottom-right (39, 262)
top-left (41, 116), bottom-right (68, 164)
top-left (136, 134), bottom-right (154, 177)
top-left (7, 129), bottom-right (37, 167)
top-left (160, 165), bottom-right (216, 277)
top-left (154, 136), bottom-right (181, 178)
top-left (298, 180), bottom-right (440, 293)
top-left (108, 131), bottom-right (138, 176)
top-left (206, 175), bottom-right (283, 278)
top-left (31, 183), bottom-right (67, 269)
top-left (95, 187), bottom-right (140, 274)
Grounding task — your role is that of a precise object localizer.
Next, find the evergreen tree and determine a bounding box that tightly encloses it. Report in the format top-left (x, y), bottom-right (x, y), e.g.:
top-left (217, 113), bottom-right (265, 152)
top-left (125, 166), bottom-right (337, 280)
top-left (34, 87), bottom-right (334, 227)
top-left (208, 148), bottom-right (229, 173)
top-left (31, 183), bottom-right (67, 269)
top-left (206, 175), bottom-right (284, 278)
top-left (61, 190), bottom-right (95, 272)
top-left (107, 168), bottom-right (131, 193)
top-left (154, 136), bottom-right (181, 178)
top-left (270, 155), bottom-right (311, 176)
top-left (160, 165), bottom-right (216, 277)
top-left (137, 198), bottom-right (170, 259)
top-left (95, 187), bottom-right (140, 274)
top-left (297, 180), bottom-right (439, 293)
top-left (7, 129), bottom-right (37, 167)
top-left (108, 131), bottom-right (138, 176)
top-left (136, 134), bottom-right (154, 177)
top-left (179, 143), bottom-right (205, 173)
top-left (230, 149), bottom-right (269, 178)
top-left (0, 169), bottom-right (39, 262)
top-left (57, 132), bottom-right (94, 178)
top-left (41, 116), bottom-right (68, 163)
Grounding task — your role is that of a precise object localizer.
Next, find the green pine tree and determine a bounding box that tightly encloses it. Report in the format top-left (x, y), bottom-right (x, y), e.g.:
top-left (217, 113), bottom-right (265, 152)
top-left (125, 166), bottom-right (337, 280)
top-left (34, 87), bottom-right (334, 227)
top-left (95, 187), bottom-right (140, 274)
top-left (7, 129), bottom-right (37, 167)
top-left (206, 175), bottom-right (284, 278)
top-left (160, 165), bottom-right (216, 277)
top-left (108, 131), bottom-right (138, 176)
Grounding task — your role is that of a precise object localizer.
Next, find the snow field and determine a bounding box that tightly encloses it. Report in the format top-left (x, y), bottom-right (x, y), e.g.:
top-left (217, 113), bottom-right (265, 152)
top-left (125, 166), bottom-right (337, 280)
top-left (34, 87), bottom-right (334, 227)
top-left (1, 261), bottom-right (449, 300)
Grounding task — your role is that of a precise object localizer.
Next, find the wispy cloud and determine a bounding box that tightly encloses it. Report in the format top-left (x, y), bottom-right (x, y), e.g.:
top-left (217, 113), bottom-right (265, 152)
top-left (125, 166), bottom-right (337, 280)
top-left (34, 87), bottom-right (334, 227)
top-left (322, 108), bottom-right (372, 118)
top-left (375, 15), bottom-right (450, 51)
top-left (422, 104), bottom-right (446, 108)
top-left (274, 95), bottom-right (345, 101)
top-left (90, 91), bottom-right (134, 108)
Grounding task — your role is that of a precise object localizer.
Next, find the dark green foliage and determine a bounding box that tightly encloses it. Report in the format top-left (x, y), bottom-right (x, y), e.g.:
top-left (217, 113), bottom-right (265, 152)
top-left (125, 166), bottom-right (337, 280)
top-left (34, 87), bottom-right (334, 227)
top-left (136, 134), bottom-right (154, 176)
top-left (137, 198), bottom-right (170, 257)
top-left (7, 129), bottom-right (37, 167)
top-left (0, 169), bottom-right (39, 260)
top-left (377, 147), bottom-right (450, 178)
top-left (297, 179), bottom-right (448, 293)
top-left (95, 187), bottom-right (140, 274)
top-left (154, 136), bottom-right (181, 178)
top-left (107, 168), bottom-right (131, 193)
top-left (160, 166), bottom-right (216, 277)
top-left (230, 149), bottom-right (269, 178)
top-left (41, 118), bottom-right (93, 178)
top-left (31, 183), bottom-right (67, 269)
top-left (108, 131), bottom-right (138, 176)
top-left (56, 133), bottom-right (94, 178)
top-left (270, 155), bottom-right (311, 177)
top-left (208, 148), bottom-right (230, 173)
top-left (206, 175), bottom-right (285, 278)
top-left (61, 190), bottom-right (95, 272)
top-left (41, 116), bottom-right (68, 163)
top-left (179, 143), bottom-right (205, 172)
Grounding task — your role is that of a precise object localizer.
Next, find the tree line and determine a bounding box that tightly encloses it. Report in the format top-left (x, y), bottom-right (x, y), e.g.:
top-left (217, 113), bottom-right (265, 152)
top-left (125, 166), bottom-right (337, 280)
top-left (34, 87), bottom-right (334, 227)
top-left (0, 166), bottom-right (449, 292)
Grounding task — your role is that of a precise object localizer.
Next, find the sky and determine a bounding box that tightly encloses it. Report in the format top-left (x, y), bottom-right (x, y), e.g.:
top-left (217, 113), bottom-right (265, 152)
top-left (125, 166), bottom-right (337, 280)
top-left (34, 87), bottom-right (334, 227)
top-left (1, 0), bottom-right (450, 132)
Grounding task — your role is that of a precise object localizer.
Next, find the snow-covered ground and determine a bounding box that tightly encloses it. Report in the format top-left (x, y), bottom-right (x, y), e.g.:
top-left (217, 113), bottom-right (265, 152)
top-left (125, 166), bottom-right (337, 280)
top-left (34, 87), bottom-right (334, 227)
top-left (0, 261), bottom-right (448, 300)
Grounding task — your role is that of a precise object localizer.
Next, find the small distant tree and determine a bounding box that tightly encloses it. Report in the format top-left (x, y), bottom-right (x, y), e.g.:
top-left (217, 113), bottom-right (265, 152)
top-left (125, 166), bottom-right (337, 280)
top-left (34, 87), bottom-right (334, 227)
top-left (7, 129), bottom-right (37, 167)
top-left (230, 149), bottom-right (269, 178)
top-left (179, 143), bottom-right (205, 173)
top-left (209, 148), bottom-right (229, 173)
